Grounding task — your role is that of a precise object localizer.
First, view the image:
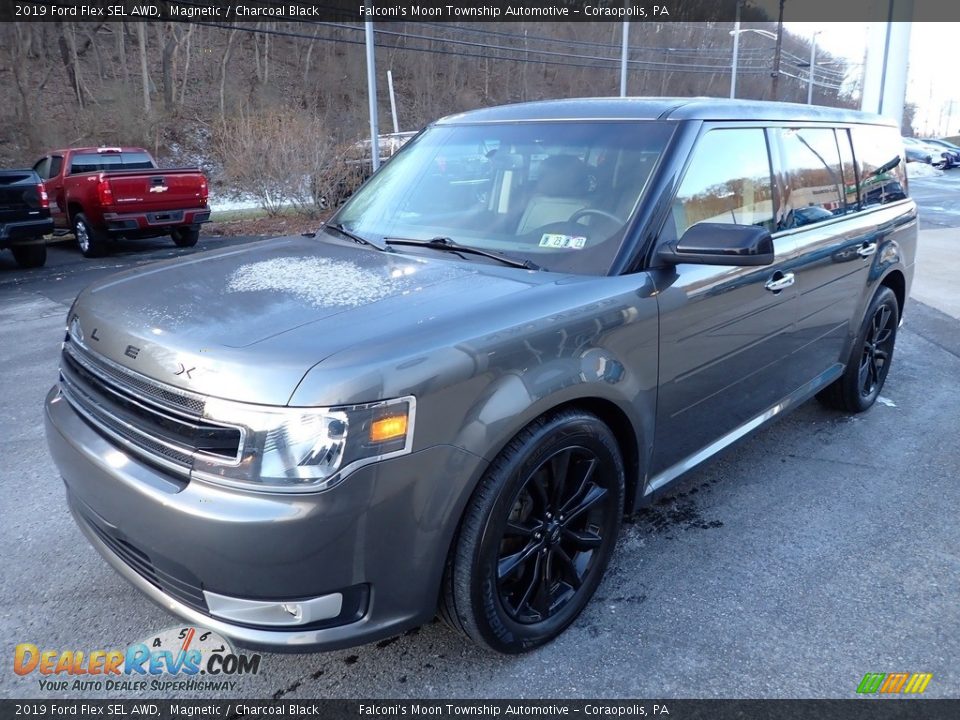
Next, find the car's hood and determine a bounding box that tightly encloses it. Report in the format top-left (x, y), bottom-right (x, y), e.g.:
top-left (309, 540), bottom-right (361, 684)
top-left (70, 235), bottom-right (554, 404)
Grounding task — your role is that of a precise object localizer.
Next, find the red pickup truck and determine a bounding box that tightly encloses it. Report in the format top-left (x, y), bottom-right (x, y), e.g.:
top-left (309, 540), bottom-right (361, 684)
top-left (32, 147), bottom-right (209, 257)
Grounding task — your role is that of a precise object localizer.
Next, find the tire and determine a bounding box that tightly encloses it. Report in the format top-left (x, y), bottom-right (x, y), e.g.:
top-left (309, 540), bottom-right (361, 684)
top-left (172, 227), bottom-right (200, 248)
top-left (817, 286), bottom-right (899, 413)
top-left (440, 410), bottom-right (625, 653)
top-left (11, 243), bottom-right (47, 268)
top-left (74, 213), bottom-right (106, 258)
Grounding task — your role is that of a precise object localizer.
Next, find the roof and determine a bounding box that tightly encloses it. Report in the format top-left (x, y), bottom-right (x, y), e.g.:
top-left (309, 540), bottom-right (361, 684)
top-left (436, 97), bottom-right (894, 126)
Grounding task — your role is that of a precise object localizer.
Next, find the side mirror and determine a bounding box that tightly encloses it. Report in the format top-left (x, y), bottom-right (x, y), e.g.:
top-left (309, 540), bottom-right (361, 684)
top-left (657, 222), bottom-right (775, 267)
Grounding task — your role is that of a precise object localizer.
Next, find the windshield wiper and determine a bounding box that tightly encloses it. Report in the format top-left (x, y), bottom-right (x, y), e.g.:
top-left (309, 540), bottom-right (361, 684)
top-left (323, 223), bottom-right (391, 252)
top-left (384, 236), bottom-right (541, 271)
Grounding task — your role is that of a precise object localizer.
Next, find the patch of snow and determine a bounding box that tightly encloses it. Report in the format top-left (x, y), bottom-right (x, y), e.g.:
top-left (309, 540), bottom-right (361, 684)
top-left (906, 162), bottom-right (944, 178)
top-left (226, 256), bottom-right (420, 308)
top-left (876, 396), bottom-right (897, 407)
top-left (208, 193), bottom-right (263, 213)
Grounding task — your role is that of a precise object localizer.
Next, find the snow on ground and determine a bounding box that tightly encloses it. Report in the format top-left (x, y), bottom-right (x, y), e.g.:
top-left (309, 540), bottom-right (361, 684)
top-left (907, 162), bottom-right (944, 178)
top-left (207, 193), bottom-right (263, 213)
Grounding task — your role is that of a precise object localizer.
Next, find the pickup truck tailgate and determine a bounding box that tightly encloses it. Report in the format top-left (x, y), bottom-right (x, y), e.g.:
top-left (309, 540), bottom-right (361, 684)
top-left (106, 169), bottom-right (207, 212)
top-left (0, 170), bottom-right (46, 223)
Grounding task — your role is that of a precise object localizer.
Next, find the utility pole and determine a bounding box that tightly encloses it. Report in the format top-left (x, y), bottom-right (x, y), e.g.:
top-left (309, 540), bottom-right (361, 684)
top-left (770, 0), bottom-right (785, 101)
top-left (806, 31), bottom-right (819, 105)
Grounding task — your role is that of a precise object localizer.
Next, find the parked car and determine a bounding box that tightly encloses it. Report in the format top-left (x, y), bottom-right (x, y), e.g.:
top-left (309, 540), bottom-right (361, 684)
top-left (45, 99), bottom-right (915, 654)
top-left (0, 168), bottom-right (53, 268)
top-left (32, 147), bottom-right (209, 258)
top-left (902, 136), bottom-right (952, 168)
top-left (903, 144), bottom-right (932, 165)
top-left (922, 138), bottom-right (960, 167)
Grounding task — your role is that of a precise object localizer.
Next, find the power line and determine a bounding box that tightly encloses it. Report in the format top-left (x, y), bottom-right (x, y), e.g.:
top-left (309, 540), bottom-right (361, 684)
top-left (193, 20), bottom-right (777, 76)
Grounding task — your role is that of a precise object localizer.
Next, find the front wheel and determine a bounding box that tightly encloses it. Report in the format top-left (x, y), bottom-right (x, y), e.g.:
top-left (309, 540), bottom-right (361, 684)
top-left (440, 410), bottom-right (625, 653)
top-left (11, 243), bottom-right (47, 268)
top-left (817, 286), bottom-right (899, 413)
top-left (172, 227), bottom-right (199, 248)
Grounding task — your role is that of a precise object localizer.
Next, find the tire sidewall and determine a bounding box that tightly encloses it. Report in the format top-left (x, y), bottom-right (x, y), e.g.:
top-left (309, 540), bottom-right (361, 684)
top-left (11, 243), bottom-right (47, 268)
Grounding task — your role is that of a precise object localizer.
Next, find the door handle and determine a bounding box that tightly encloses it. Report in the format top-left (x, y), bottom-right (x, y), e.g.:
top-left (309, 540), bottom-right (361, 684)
top-left (765, 272), bottom-right (795, 293)
top-left (857, 242), bottom-right (878, 258)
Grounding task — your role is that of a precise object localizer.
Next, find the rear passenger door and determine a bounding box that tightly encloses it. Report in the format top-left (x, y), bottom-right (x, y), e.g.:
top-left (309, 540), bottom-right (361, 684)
top-left (648, 126), bottom-right (804, 483)
top-left (771, 126), bottom-right (909, 383)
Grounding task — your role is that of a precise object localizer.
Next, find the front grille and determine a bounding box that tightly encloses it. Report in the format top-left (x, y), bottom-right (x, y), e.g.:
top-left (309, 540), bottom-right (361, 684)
top-left (59, 338), bottom-right (242, 480)
top-left (84, 514), bottom-right (208, 612)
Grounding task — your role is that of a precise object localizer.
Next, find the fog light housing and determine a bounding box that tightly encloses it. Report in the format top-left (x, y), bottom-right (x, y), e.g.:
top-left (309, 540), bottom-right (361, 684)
top-left (203, 591), bottom-right (344, 627)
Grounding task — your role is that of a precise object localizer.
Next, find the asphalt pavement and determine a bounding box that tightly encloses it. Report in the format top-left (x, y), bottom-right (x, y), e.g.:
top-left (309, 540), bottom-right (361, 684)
top-left (1, 189), bottom-right (958, 700)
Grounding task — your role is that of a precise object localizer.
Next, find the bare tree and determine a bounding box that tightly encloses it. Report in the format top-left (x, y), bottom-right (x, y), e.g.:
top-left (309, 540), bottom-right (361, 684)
top-left (219, 27), bottom-right (239, 119)
top-left (137, 22), bottom-right (151, 114)
top-left (179, 25), bottom-right (194, 106)
top-left (161, 23), bottom-right (181, 112)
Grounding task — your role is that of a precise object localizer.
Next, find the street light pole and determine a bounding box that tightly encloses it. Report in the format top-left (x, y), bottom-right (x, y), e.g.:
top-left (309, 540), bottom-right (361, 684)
top-left (620, 20), bottom-right (630, 97)
top-left (364, 6), bottom-right (380, 172)
top-left (806, 32), bottom-right (819, 105)
top-left (730, 0), bottom-right (741, 99)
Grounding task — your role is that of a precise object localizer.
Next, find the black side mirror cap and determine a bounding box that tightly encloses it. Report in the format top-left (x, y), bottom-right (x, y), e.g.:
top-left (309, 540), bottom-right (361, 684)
top-left (657, 222), bottom-right (775, 267)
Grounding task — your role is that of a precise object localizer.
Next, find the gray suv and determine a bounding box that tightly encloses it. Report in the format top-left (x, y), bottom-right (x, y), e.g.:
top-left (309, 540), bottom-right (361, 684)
top-left (45, 98), bottom-right (916, 654)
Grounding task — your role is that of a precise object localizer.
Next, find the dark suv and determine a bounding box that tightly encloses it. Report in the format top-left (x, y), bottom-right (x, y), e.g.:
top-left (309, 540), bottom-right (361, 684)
top-left (45, 99), bottom-right (916, 654)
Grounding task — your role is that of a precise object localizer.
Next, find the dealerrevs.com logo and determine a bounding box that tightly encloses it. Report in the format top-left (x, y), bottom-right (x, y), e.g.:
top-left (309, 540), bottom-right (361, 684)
top-left (14, 626), bottom-right (261, 693)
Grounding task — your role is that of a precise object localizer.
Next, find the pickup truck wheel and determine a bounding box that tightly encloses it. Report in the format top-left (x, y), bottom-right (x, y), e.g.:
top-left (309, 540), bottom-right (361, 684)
top-left (11, 243), bottom-right (47, 269)
top-left (74, 214), bottom-right (106, 258)
top-left (440, 410), bottom-right (624, 653)
top-left (817, 286), bottom-right (899, 413)
top-left (172, 227), bottom-right (200, 248)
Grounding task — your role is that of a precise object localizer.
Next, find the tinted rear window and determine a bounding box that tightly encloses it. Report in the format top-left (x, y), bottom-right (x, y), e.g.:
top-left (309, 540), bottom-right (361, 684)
top-left (775, 127), bottom-right (848, 230)
top-left (69, 152), bottom-right (156, 174)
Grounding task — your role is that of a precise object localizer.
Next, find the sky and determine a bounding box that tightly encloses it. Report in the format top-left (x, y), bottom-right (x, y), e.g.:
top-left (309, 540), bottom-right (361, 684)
top-left (785, 22), bottom-right (959, 136)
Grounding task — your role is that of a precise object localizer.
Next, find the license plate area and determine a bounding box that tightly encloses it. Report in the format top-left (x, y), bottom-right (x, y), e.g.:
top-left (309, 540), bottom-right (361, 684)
top-left (147, 210), bottom-right (184, 225)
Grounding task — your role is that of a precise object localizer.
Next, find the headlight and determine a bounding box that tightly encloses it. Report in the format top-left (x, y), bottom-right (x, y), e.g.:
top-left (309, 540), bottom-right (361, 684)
top-left (192, 396), bottom-right (415, 493)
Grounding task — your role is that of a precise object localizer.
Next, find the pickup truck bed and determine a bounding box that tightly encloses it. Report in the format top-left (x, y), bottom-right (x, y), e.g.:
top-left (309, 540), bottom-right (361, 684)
top-left (0, 169), bottom-right (53, 268)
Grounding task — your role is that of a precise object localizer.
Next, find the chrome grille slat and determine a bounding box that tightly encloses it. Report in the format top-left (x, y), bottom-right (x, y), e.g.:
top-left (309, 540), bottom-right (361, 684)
top-left (65, 338), bottom-right (205, 417)
top-left (60, 370), bottom-right (195, 476)
top-left (59, 338), bottom-right (243, 476)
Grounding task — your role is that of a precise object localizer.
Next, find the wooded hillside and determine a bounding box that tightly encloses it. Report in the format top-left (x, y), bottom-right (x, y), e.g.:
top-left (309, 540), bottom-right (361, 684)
top-left (1, 18), bottom-right (856, 204)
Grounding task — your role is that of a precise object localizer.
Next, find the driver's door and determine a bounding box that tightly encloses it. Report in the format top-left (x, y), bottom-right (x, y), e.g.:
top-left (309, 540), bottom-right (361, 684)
top-left (647, 126), bottom-right (805, 487)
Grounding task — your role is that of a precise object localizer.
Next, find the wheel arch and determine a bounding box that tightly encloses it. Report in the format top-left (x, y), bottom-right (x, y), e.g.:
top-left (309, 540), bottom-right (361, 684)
top-left (879, 268), bottom-right (906, 320)
top-left (67, 202), bottom-right (85, 225)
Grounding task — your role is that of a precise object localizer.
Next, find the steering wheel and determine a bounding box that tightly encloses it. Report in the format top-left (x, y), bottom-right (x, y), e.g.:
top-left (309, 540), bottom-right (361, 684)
top-left (568, 208), bottom-right (625, 226)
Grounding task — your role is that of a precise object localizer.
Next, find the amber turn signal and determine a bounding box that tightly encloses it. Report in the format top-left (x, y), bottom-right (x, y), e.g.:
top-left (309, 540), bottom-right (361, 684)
top-left (370, 414), bottom-right (408, 443)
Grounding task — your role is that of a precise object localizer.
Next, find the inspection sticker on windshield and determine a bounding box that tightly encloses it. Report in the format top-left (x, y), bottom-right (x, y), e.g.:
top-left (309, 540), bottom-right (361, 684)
top-left (539, 233), bottom-right (587, 249)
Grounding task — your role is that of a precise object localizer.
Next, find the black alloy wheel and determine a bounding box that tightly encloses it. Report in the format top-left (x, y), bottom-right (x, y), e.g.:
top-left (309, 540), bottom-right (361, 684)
top-left (497, 446), bottom-right (612, 624)
top-left (817, 285), bottom-right (899, 413)
top-left (858, 300), bottom-right (896, 400)
top-left (441, 410), bottom-right (624, 653)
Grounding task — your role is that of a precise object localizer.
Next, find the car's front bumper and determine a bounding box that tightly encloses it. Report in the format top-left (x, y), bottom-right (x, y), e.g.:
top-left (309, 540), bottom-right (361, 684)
top-left (45, 386), bottom-right (486, 652)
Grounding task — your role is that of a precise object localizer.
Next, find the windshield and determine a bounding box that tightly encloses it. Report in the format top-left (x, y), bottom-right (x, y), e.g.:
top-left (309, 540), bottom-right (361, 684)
top-left (334, 121), bottom-right (675, 275)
